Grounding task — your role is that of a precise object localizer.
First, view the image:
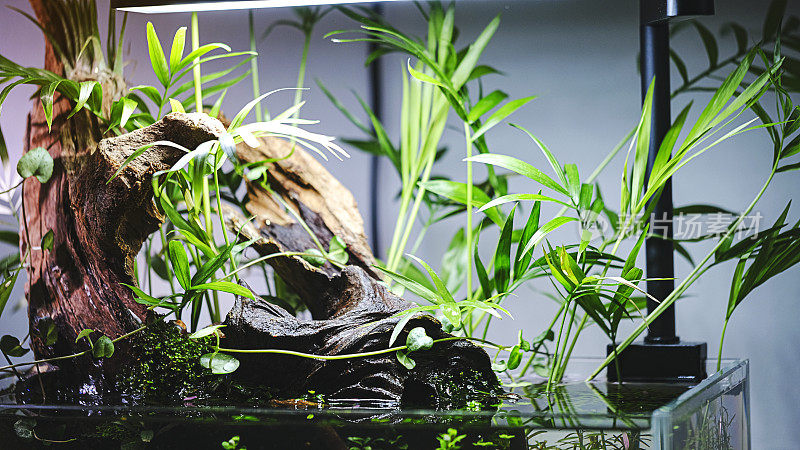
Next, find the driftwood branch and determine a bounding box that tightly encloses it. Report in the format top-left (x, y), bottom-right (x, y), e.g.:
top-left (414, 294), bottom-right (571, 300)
top-left (223, 136), bottom-right (499, 406)
top-left (23, 112), bottom-right (224, 362)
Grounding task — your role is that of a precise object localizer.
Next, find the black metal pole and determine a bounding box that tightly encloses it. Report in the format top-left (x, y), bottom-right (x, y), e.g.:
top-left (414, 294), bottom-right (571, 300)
top-left (367, 3), bottom-right (385, 258)
top-left (606, 1), bottom-right (713, 383)
top-left (639, 17), bottom-right (678, 344)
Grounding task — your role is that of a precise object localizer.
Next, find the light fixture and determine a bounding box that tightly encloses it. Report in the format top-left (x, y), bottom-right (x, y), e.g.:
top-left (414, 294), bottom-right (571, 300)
top-left (111, 0), bottom-right (408, 13)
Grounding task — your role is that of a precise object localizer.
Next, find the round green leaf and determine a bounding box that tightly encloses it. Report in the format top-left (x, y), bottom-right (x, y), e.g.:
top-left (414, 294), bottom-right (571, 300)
top-left (36, 317), bottom-right (58, 346)
top-left (40, 229), bottom-right (54, 251)
top-left (439, 315), bottom-right (456, 333)
top-left (507, 345), bottom-right (522, 370)
top-left (327, 236), bottom-right (349, 265)
top-left (17, 147), bottom-right (54, 183)
top-left (92, 335), bottom-right (115, 358)
top-left (491, 361), bottom-right (508, 372)
top-left (300, 249), bottom-right (326, 267)
top-left (200, 352), bottom-right (240, 375)
top-left (395, 350), bottom-right (416, 370)
top-left (75, 328), bottom-right (94, 343)
top-left (406, 327), bottom-right (433, 352)
top-left (0, 335), bottom-right (29, 357)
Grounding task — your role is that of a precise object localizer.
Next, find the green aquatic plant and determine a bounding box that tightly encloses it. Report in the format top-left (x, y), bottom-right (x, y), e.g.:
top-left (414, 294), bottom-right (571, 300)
top-left (118, 320), bottom-right (216, 403)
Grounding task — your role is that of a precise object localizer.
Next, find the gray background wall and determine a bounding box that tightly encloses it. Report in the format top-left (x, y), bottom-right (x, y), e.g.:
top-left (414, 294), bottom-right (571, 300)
top-left (1, 0), bottom-right (799, 447)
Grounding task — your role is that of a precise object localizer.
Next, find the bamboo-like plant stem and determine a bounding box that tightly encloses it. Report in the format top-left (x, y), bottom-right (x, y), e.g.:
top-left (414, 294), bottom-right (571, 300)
top-left (191, 12), bottom-right (202, 113)
top-left (387, 103), bottom-right (448, 271)
top-left (248, 11), bottom-right (262, 121)
top-left (293, 32), bottom-right (312, 118)
top-left (717, 318), bottom-right (730, 371)
top-left (464, 122), bottom-right (474, 303)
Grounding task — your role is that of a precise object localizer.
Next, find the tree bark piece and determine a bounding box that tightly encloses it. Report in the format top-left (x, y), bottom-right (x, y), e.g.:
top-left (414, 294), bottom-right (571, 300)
top-left (225, 138), bottom-right (500, 407)
top-left (230, 137), bottom-right (382, 319)
top-left (23, 111), bottom-right (224, 362)
top-left (224, 266), bottom-right (500, 408)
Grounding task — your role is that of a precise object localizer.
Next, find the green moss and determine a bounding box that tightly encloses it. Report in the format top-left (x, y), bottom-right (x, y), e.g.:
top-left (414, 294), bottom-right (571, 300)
top-left (117, 320), bottom-right (216, 404)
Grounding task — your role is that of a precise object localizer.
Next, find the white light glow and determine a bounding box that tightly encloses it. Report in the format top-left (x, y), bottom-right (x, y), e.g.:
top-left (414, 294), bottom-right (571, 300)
top-left (117, 0), bottom-right (406, 13)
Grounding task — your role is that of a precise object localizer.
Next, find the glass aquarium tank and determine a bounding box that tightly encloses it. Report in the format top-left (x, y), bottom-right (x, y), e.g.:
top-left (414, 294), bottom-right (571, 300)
top-left (0, 0), bottom-right (794, 448)
top-left (0, 358), bottom-right (749, 449)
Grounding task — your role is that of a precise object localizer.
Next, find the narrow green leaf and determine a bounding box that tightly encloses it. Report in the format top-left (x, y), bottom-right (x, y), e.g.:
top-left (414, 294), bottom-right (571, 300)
top-left (474, 228), bottom-right (493, 298)
top-left (468, 90), bottom-right (508, 124)
top-left (146, 22), bottom-right (170, 87)
top-left (479, 193), bottom-right (571, 212)
top-left (169, 27), bottom-right (187, 72)
top-left (130, 85), bottom-right (163, 108)
top-left (514, 199), bottom-right (541, 279)
top-left (192, 243), bottom-right (235, 286)
top-left (631, 80), bottom-right (654, 209)
top-left (406, 59), bottom-right (455, 97)
top-left (119, 97), bottom-right (137, 128)
top-left (0, 126), bottom-right (7, 165)
top-left (564, 164), bottom-right (580, 204)
top-left (168, 240), bottom-right (191, 290)
top-left (174, 43), bottom-right (232, 74)
top-left (466, 153), bottom-right (568, 197)
top-left (407, 255), bottom-right (455, 305)
top-left (420, 179), bottom-right (504, 226)
top-left (472, 96), bottom-right (536, 141)
top-left (389, 312), bottom-right (417, 347)
top-left (67, 81), bottom-right (98, 119)
top-left (494, 206), bottom-right (515, 293)
top-left (41, 80), bottom-right (63, 131)
top-left (108, 140), bottom-right (189, 183)
top-left (510, 124), bottom-right (567, 187)
top-left (0, 267), bottom-right (21, 320)
top-left (522, 217), bottom-right (578, 255)
top-left (451, 15), bottom-right (500, 89)
top-left (192, 281), bottom-right (256, 300)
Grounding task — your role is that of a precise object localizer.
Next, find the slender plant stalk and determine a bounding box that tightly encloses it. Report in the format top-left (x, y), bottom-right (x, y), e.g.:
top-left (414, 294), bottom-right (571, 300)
top-left (547, 298), bottom-right (572, 392)
top-left (464, 122), bottom-right (474, 303)
top-left (213, 151), bottom-right (237, 277)
top-left (217, 336), bottom-right (508, 361)
top-left (249, 11), bottom-right (262, 121)
top-left (293, 32), bottom-right (312, 118)
top-left (191, 12), bottom-right (202, 113)
top-left (387, 103), bottom-right (448, 272)
top-left (717, 318), bottom-right (730, 371)
top-left (557, 313), bottom-right (588, 381)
